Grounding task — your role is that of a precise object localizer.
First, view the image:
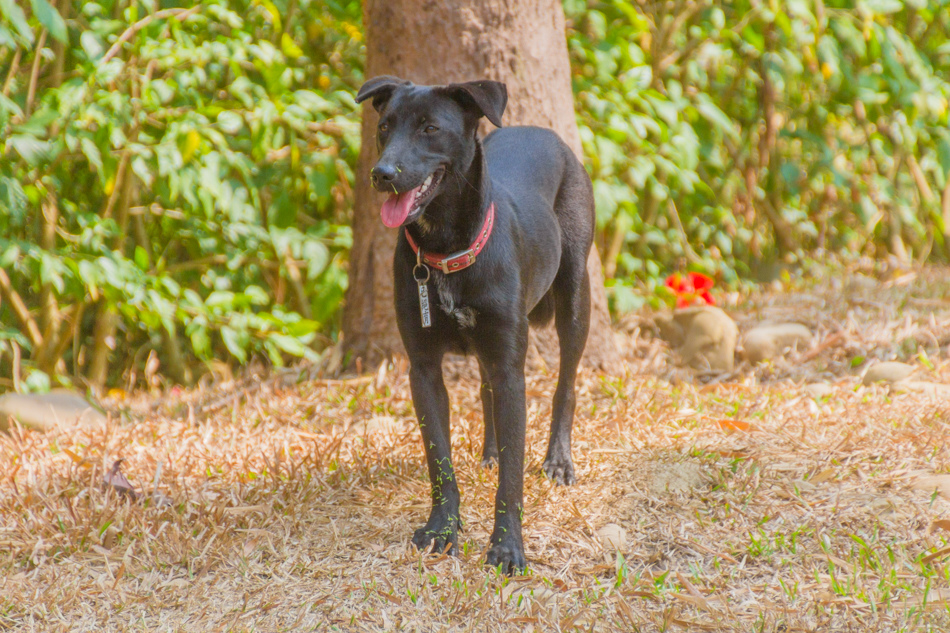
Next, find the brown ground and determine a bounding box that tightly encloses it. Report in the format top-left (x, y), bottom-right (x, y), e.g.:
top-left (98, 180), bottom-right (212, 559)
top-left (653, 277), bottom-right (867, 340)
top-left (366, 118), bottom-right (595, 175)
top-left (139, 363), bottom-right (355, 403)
top-left (3, 264), bottom-right (950, 632)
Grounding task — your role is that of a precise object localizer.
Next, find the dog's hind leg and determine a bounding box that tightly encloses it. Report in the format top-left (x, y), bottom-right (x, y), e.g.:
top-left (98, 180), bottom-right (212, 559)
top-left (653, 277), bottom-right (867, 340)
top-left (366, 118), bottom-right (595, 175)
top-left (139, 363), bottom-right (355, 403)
top-left (478, 359), bottom-right (498, 468)
top-left (542, 263), bottom-right (590, 486)
top-left (544, 165), bottom-right (594, 486)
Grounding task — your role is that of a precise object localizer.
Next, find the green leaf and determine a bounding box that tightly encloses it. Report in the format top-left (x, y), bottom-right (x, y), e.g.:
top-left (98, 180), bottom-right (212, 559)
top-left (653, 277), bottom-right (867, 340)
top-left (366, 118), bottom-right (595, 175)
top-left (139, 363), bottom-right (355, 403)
top-left (134, 246), bottom-right (149, 271)
top-left (0, 243), bottom-right (21, 267)
top-left (6, 135), bottom-right (51, 166)
top-left (741, 24), bottom-right (764, 52)
top-left (149, 78), bottom-right (174, 105)
top-left (0, 177), bottom-right (27, 223)
top-left (189, 326), bottom-right (211, 358)
top-left (217, 111), bottom-right (244, 135)
top-left (0, 0), bottom-right (34, 44)
top-left (281, 32), bottom-right (303, 59)
top-left (268, 333), bottom-right (306, 357)
top-left (303, 240), bottom-right (329, 279)
top-left (256, 0), bottom-right (282, 31)
top-left (271, 190), bottom-right (296, 228)
top-left (77, 260), bottom-right (99, 290)
top-left (206, 290), bottom-right (235, 310)
top-left (0, 23), bottom-right (15, 47)
top-left (0, 93), bottom-right (22, 118)
top-left (938, 135), bottom-right (950, 179)
top-left (863, 0), bottom-right (903, 15)
top-left (17, 107), bottom-right (59, 136)
top-left (308, 164), bottom-right (333, 203)
top-left (31, 0), bottom-right (68, 43)
top-left (131, 155), bottom-right (153, 188)
top-left (220, 326), bottom-right (248, 363)
top-left (80, 137), bottom-right (102, 171)
top-left (694, 98), bottom-right (739, 141)
top-left (244, 285), bottom-right (269, 306)
top-left (263, 340), bottom-right (283, 366)
top-left (22, 369), bottom-right (51, 394)
top-left (80, 31), bottom-right (103, 60)
top-left (285, 319), bottom-right (319, 337)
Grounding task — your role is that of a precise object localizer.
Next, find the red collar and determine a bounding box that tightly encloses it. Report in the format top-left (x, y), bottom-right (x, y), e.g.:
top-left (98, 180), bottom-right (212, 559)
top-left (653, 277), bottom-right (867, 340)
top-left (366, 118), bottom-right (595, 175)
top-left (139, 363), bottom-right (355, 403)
top-left (405, 203), bottom-right (496, 274)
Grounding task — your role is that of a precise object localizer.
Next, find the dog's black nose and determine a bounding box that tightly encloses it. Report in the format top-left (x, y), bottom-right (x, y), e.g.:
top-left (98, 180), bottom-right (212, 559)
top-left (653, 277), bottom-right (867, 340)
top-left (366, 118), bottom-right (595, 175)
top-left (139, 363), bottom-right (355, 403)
top-left (371, 164), bottom-right (398, 187)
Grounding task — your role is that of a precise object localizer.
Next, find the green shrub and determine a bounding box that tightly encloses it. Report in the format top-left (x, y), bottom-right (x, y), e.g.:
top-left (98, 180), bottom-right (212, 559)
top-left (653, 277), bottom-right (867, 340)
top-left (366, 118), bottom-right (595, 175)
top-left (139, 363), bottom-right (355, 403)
top-left (0, 0), bottom-right (361, 389)
top-left (565, 0), bottom-right (950, 311)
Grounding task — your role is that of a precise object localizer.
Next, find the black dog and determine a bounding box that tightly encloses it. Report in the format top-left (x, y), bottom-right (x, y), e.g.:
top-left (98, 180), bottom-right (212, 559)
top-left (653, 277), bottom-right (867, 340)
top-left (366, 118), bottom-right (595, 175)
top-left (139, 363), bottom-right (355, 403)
top-left (355, 76), bottom-right (594, 573)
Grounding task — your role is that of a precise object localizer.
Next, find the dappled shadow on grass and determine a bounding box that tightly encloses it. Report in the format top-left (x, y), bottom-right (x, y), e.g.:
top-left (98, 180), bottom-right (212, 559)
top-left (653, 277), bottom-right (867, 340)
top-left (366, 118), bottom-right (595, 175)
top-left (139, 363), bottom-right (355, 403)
top-left (6, 269), bottom-right (950, 630)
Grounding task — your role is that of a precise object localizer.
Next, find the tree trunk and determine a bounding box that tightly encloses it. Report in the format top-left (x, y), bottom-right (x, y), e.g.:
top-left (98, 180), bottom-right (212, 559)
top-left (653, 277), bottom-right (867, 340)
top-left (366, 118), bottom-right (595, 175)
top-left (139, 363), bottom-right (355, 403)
top-left (343, 0), bottom-right (618, 370)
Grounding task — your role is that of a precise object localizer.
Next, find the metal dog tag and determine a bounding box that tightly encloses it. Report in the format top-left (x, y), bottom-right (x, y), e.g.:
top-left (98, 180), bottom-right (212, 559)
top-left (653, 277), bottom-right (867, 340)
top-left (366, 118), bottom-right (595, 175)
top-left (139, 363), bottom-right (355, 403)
top-left (413, 263), bottom-right (432, 328)
top-left (417, 282), bottom-right (431, 328)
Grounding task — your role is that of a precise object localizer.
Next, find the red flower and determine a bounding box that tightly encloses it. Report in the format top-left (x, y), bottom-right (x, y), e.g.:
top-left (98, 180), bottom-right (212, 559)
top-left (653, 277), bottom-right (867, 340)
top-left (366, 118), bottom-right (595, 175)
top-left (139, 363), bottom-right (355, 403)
top-left (665, 272), bottom-right (715, 308)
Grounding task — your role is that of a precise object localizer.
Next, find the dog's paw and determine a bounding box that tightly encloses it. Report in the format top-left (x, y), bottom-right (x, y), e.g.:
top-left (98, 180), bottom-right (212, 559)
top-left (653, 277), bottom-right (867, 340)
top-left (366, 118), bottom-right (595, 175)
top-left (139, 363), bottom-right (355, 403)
top-left (412, 523), bottom-right (459, 557)
top-left (542, 455), bottom-right (576, 486)
top-left (485, 542), bottom-right (527, 575)
top-left (480, 452), bottom-right (498, 469)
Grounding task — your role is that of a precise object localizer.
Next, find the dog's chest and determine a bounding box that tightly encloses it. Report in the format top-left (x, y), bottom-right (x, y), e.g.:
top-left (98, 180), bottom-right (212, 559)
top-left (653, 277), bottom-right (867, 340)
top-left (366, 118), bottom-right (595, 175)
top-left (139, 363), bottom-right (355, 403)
top-left (432, 275), bottom-right (477, 329)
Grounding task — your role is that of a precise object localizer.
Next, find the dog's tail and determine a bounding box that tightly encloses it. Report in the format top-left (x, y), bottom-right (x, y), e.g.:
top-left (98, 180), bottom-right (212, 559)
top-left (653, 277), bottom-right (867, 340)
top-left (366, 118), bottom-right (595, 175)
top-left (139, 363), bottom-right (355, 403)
top-left (528, 291), bottom-right (555, 327)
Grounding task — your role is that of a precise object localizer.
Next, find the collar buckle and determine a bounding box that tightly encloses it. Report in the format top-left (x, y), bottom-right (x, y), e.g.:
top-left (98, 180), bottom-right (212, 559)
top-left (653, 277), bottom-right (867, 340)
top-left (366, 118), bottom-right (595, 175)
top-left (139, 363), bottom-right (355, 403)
top-left (439, 248), bottom-right (476, 274)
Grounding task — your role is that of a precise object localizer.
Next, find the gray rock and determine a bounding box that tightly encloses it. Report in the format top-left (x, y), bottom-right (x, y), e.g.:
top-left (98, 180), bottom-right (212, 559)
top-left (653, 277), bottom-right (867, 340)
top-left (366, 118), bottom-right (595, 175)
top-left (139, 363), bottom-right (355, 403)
top-left (862, 362), bottom-right (917, 386)
top-left (0, 391), bottom-right (106, 433)
top-left (655, 313), bottom-right (688, 348)
top-left (901, 381), bottom-right (950, 398)
top-left (657, 306), bottom-right (738, 372)
top-left (742, 323), bottom-right (813, 364)
top-left (846, 274), bottom-right (879, 293)
top-left (804, 382), bottom-right (835, 399)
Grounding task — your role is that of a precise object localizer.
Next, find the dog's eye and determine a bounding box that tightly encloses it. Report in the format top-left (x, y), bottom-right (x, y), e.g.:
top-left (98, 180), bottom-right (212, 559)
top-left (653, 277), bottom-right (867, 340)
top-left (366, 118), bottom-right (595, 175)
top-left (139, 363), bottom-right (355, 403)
top-left (379, 123), bottom-right (389, 133)
top-left (424, 125), bottom-right (439, 134)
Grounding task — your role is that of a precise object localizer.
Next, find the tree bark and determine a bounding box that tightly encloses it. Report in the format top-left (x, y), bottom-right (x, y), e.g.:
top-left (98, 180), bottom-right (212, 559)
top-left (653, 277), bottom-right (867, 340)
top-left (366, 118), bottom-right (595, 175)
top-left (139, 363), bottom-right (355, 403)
top-left (344, 0), bottom-right (618, 369)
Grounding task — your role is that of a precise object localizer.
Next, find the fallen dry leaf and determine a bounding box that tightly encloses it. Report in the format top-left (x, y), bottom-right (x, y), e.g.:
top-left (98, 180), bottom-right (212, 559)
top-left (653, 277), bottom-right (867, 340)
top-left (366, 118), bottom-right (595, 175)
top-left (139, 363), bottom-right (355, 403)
top-left (223, 504), bottom-right (269, 516)
top-left (62, 448), bottom-right (93, 469)
top-left (911, 474), bottom-right (950, 500)
top-left (923, 546), bottom-right (950, 564)
top-left (102, 460), bottom-right (138, 500)
top-left (714, 418), bottom-right (752, 432)
top-left (809, 467), bottom-right (837, 484)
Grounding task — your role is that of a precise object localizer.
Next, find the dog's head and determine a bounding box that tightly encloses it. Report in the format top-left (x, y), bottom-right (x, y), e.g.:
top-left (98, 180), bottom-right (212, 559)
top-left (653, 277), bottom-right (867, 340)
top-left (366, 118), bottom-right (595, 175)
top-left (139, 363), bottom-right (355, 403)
top-left (355, 76), bottom-right (508, 228)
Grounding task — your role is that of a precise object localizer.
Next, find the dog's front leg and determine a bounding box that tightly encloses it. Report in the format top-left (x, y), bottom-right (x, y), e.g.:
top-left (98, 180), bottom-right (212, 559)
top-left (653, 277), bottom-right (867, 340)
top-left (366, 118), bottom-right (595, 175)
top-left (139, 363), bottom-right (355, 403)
top-left (477, 360), bottom-right (498, 467)
top-left (408, 356), bottom-right (461, 556)
top-left (482, 352), bottom-right (528, 574)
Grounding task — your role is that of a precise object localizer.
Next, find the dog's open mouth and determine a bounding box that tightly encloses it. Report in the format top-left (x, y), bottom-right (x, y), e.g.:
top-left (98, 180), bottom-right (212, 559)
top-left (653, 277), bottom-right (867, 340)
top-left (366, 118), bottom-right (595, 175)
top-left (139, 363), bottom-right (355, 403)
top-left (380, 168), bottom-right (445, 228)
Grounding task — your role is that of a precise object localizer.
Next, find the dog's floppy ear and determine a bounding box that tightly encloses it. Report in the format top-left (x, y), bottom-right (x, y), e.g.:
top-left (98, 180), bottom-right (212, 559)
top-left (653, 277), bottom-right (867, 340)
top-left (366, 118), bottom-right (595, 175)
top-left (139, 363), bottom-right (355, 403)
top-left (443, 80), bottom-right (508, 128)
top-left (355, 75), bottom-right (408, 112)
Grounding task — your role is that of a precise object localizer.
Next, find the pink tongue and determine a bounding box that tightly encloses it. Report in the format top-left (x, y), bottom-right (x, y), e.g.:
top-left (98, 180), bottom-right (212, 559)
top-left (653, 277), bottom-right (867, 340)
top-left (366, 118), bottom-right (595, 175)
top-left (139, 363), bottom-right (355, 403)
top-left (380, 186), bottom-right (421, 228)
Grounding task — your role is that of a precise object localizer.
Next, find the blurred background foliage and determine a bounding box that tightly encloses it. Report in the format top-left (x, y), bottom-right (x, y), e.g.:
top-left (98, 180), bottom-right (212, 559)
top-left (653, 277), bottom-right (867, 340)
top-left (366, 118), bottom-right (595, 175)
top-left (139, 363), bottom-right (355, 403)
top-left (566, 0), bottom-right (950, 311)
top-left (0, 0), bottom-right (362, 391)
top-left (1, 0), bottom-right (949, 390)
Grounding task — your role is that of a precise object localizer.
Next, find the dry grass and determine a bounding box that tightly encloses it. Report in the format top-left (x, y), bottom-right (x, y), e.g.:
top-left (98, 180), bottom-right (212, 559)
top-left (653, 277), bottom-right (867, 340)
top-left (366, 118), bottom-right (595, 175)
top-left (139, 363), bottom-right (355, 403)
top-left (4, 265), bottom-right (950, 632)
